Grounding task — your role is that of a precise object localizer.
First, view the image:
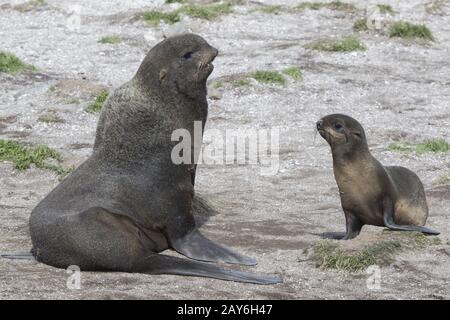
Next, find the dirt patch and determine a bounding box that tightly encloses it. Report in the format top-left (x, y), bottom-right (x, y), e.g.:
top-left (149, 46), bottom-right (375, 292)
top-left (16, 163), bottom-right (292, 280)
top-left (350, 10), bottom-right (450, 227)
top-left (0, 115), bottom-right (18, 124)
top-left (1, 130), bottom-right (32, 139)
top-left (49, 79), bottom-right (109, 100)
top-left (67, 143), bottom-right (93, 150)
top-left (427, 185), bottom-right (450, 199)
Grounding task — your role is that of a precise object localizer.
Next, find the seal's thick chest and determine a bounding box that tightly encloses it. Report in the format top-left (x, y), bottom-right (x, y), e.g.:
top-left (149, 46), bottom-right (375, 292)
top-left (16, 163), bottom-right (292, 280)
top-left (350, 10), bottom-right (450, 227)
top-left (334, 164), bottom-right (382, 200)
top-left (334, 164), bottom-right (385, 224)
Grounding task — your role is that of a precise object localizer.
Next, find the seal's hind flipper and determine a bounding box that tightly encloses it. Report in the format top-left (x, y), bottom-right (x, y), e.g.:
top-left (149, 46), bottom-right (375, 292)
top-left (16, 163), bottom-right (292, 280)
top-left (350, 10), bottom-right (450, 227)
top-left (384, 223), bottom-right (440, 235)
top-left (171, 230), bottom-right (257, 266)
top-left (0, 252), bottom-right (35, 260)
top-left (132, 254), bottom-right (281, 285)
top-left (383, 212), bottom-right (440, 235)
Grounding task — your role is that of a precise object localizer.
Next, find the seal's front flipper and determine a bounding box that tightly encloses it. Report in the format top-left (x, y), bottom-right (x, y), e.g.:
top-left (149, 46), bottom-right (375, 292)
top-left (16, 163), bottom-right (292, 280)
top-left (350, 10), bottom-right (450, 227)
top-left (132, 254), bottom-right (281, 285)
top-left (171, 230), bottom-right (257, 266)
top-left (383, 211), bottom-right (440, 235)
top-left (321, 232), bottom-right (347, 240)
top-left (1, 252), bottom-right (35, 260)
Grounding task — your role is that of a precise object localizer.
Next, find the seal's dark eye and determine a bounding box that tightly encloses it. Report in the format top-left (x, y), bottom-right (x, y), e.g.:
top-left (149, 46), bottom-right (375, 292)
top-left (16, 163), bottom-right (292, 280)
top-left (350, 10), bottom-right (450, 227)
top-left (333, 123), bottom-right (343, 131)
top-left (183, 52), bottom-right (193, 59)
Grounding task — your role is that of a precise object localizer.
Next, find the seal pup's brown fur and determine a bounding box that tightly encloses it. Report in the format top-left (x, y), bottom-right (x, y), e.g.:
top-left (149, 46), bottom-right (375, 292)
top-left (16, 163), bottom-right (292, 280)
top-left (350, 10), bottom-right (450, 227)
top-left (317, 114), bottom-right (439, 240)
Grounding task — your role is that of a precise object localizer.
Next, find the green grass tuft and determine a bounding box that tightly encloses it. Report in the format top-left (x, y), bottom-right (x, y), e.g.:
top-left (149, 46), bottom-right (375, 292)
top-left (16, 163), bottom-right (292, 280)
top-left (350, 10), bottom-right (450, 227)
top-left (211, 81), bottom-right (224, 89)
top-left (53, 165), bottom-right (75, 180)
top-left (0, 139), bottom-right (61, 171)
top-left (84, 90), bottom-right (109, 114)
top-left (98, 35), bottom-right (121, 44)
top-left (310, 231), bottom-right (441, 272)
top-left (165, 0), bottom-right (184, 3)
top-left (233, 79), bottom-right (251, 87)
top-left (260, 5), bottom-right (283, 14)
top-left (296, 2), bottom-right (323, 10)
top-left (0, 52), bottom-right (35, 74)
top-left (13, 0), bottom-right (46, 12)
top-left (435, 173), bottom-right (450, 185)
top-left (388, 139), bottom-right (449, 155)
top-left (143, 3), bottom-right (232, 26)
top-left (252, 70), bottom-right (286, 86)
top-left (425, 0), bottom-right (450, 14)
top-left (387, 141), bottom-right (414, 153)
top-left (432, 237), bottom-right (442, 245)
top-left (38, 112), bottom-right (65, 124)
top-left (384, 231), bottom-right (442, 247)
top-left (0, 139), bottom-right (73, 179)
top-left (296, 1), bottom-right (355, 11)
top-left (389, 21), bottom-right (434, 40)
top-left (416, 139), bottom-right (450, 154)
top-left (353, 18), bottom-right (368, 31)
top-left (143, 10), bottom-right (181, 26)
top-left (179, 3), bottom-right (233, 20)
top-left (377, 4), bottom-right (395, 14)
top-left (65, 98), bottom-right (80, 105)
top-left (326, 0), bottom-right (356, 11)
top-left (282, 67), bottom-right (303, 80)
top-left (311, 240), bottom-right (402, 272)
top-left (306, 36), bottom-right (366, 52)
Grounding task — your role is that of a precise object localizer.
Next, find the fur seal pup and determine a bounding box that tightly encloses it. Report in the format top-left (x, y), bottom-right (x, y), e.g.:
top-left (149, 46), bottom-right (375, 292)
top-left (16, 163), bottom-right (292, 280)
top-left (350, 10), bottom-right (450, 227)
top-left (317, 114), bottom-right (439, 240)
top-left (27, 34), bottom-right (281, 284)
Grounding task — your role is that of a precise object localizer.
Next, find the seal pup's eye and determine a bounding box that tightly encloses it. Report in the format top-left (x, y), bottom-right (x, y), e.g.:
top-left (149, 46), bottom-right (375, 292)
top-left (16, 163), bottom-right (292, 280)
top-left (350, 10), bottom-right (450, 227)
top-left (182, 52), bottom-right (193, 59)
top-left (333, 123), bottom-right (344, 131)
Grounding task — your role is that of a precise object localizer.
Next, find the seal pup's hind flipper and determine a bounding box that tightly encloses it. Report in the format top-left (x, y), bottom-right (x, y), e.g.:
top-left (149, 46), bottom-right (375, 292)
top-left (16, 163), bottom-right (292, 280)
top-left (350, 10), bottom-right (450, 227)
top-left (0, 252), bottom-right (35, 260)
top-left (171, 229), bottom-right (257, 266)
top-left (132, 254), bottom-right (281, 285)
top-left (383, 211), bottom-right (440, 235)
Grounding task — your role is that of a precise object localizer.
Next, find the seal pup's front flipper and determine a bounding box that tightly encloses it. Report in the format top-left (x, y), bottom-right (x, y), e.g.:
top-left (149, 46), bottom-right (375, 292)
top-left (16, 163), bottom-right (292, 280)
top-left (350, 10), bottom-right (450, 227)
top-left (132, 254), bottom-right (281, 285)
top-left (321, 211), bottom-right (363, 240)
top-left (383, 210), bottom-right (440, 235)
top-left (321, 232), bottom-right (347, 240)
top-left (171, 229), bottom-right (257, 266)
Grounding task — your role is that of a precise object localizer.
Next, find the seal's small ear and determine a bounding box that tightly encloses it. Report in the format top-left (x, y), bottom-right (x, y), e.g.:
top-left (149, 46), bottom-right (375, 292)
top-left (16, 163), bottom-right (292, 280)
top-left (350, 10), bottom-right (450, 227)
top-left (159, 69), bottom-right (168, 82)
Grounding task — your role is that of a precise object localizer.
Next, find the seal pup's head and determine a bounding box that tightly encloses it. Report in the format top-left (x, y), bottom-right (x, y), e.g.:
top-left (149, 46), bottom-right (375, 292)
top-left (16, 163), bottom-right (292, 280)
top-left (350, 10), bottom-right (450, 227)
top-left (316, 114), bottom-right (368, 157)
top-left (135, 33), bottom-right (218, 100)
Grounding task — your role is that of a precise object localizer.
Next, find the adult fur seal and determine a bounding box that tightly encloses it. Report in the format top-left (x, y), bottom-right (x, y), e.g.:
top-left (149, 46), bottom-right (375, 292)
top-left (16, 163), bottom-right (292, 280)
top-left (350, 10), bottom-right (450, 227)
top-left (317, 114), bottom-right (439, 240)
top-left (26, 34), bottom-right (281, 284)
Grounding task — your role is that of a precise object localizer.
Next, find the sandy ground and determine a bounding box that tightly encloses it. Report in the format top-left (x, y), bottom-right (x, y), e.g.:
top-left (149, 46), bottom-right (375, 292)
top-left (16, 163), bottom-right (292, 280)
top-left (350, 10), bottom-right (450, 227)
top-left (0, 0), bottom-right (449, 299)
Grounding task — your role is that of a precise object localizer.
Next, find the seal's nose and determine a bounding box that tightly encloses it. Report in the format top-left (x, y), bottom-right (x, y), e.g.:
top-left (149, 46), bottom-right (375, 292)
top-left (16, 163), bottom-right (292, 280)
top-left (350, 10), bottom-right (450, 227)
top-left (316, 120), bottom-right (324, 130)
top-left (210, 47), bottom-right (218, 60)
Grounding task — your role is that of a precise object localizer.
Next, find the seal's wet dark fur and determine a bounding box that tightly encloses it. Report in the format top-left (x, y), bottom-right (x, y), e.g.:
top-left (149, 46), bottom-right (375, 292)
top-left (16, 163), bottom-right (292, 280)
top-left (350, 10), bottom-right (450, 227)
top-left (29, 34), bottom-right (281, 285)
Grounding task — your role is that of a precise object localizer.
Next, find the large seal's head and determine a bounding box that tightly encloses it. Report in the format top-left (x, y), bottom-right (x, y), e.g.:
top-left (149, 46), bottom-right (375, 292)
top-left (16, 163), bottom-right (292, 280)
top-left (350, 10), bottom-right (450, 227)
top-left (316, 114), bottom-right (368, 156)
top-left (136, 33), bottom-right (218, 100)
